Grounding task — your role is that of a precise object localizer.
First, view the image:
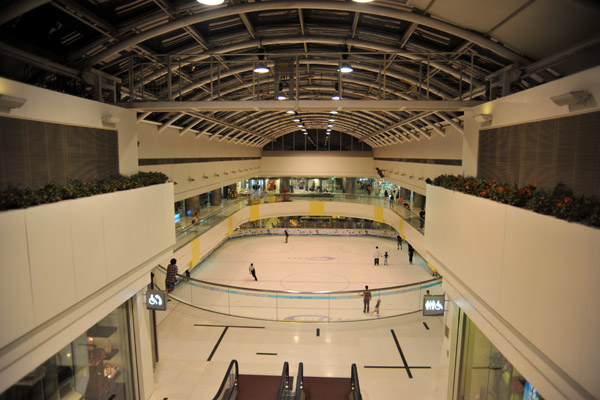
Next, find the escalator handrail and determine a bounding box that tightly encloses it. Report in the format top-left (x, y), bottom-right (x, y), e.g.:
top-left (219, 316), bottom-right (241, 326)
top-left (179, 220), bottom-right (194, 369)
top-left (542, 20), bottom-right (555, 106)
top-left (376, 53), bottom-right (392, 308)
top-left (294, 362), bottom-right (304, 400)
top-left (212, 359), bottom-right (239, 400)
top-left (350, 363), bottom-right (362, 400)
top-left (277, 361), bottom-right (290, 399)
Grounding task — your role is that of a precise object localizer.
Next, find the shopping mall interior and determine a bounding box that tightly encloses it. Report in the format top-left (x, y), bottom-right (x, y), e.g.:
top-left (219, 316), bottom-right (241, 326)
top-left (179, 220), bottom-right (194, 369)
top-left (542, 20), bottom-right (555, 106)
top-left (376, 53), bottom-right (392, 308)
top-left (0, 1), bottom-right (599, 399)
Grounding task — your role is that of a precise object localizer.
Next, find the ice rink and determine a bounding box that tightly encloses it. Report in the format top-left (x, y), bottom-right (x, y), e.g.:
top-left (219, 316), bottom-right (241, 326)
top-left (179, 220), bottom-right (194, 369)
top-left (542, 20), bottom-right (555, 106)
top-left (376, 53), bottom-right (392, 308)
top-left (191, 235), bottom-right (434, 292)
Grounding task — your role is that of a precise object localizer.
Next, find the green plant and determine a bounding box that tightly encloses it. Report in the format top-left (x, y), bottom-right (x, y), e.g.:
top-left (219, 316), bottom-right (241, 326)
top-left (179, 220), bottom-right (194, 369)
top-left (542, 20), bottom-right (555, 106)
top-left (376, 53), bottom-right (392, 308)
top-left (0, 172), bottom-right (169, 211)
top-left (432, 175), bottom-right (600, 228)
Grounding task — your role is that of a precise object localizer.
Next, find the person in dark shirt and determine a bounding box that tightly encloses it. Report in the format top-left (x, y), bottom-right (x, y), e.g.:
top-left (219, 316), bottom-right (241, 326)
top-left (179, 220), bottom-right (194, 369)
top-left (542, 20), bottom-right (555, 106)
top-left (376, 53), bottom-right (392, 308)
top-left (165, 258), bottom-right (178, 298)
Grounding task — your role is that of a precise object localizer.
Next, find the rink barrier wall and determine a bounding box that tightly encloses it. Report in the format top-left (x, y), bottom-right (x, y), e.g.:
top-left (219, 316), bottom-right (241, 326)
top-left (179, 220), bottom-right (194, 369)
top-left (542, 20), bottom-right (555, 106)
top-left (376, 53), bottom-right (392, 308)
top-left (154, 265), bottom-right (443, 322)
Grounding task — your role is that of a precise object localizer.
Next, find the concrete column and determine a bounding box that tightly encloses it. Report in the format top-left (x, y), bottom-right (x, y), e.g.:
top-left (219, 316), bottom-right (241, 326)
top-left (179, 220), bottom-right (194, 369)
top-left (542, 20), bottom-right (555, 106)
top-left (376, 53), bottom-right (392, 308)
top-left (209, 189), bottom-right (222, 206)
top-left (184, 196), bottom-right (200, 215)
top-left (281, 178), bottom-right (291, 193)
top-left (401, 188), bottom-right (411, 204)
top-left (344, 178), bottom-right (356, 194)
top-left (413, 193), bottom-right (426, 209)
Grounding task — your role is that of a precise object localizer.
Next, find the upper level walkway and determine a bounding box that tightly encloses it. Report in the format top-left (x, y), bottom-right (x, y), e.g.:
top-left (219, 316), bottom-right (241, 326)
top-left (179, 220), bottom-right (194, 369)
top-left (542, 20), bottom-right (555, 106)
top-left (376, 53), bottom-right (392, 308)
top-left (175, 193), bottom-right (425, 250)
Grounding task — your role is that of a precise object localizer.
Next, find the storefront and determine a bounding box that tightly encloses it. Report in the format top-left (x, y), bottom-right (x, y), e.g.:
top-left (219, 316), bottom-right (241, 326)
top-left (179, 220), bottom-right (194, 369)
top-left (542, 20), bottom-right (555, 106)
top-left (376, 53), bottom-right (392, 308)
top-left (453, 310), bottom-right (545, 400)
top-left (0, 302), bottom-right (138, 400)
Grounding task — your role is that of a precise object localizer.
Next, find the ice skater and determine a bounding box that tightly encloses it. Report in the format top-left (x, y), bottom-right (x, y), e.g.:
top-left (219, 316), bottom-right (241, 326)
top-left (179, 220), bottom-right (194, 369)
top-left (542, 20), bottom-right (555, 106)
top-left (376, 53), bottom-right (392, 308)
top-left (249, 263), bottom-right (258, 281)
top-left (373, 298), bottom-right (381, 316)
top-left (284, 229), bottom-right (289, 243)
top-left (408, 244), bottom-right (414, 264)
top-left (374, 246), bottom-right (381, 265)
top-left (384, 251), bottom-right (389, 265)
top-left (397, 234), bottom-right (402, 249)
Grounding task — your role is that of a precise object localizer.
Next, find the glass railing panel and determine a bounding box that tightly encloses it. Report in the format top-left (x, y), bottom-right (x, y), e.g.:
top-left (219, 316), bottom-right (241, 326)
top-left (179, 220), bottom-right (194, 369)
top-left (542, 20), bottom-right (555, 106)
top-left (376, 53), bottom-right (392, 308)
top-left (189, 281), bottom-right (230, 314)
top-left (175, 193), bottom-right (425, 249)
top-left (156, 264), bottom-right (443, 321)
top-left (276, 293), bottom-right (330, 322)
top-left (227, 288), bottom-right (278, 320)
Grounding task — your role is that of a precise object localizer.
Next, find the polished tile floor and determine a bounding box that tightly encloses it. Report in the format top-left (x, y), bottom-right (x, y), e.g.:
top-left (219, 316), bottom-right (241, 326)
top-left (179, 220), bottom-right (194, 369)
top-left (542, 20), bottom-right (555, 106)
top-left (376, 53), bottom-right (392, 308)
top-left (151, 236), bottom-right (448, 399)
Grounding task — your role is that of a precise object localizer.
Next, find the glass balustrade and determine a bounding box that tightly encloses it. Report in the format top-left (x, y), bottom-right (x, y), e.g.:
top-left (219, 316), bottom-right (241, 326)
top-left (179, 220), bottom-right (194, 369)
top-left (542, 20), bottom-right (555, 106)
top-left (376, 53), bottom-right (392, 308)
top-left (175, 193), bottom-right (425, 249)
top-left (154, 266), bottom-right (442, 322)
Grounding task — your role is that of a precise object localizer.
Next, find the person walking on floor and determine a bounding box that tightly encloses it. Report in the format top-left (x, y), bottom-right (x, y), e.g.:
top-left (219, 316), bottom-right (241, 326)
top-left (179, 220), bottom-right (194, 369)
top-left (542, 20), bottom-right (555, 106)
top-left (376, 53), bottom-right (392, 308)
top-left (249, 263), bottom-right (258, 281)
top-left (384, 252), bottom-right (389, 265)
top-left (397, 234), bottom-right (402, 249)
top-left (408, 244), bottom-right (414, 264)
top-left (373, 246), bottom-right (381, 265)
top-left (165, 258), bottom-right (178, 300)
top-left (362, 286), bottom-right (372, 313)
top-left (284, 229), bottom-right (289, 243)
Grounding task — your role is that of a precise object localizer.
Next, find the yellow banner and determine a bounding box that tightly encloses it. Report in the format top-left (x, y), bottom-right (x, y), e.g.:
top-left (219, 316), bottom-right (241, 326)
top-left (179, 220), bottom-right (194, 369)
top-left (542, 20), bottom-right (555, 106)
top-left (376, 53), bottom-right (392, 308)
top-left (249, 204), bottom-right (260, 221)
top-left (191, 237), bottom-right (200, 267)
top-left (227, 216), bottom-right (233, 237)
top-left (398, 218), bottom-right (404, 237)
top-left (374, 206), bottom-right (384, 223)
top-left (309, 201), bottom-right (325, 216)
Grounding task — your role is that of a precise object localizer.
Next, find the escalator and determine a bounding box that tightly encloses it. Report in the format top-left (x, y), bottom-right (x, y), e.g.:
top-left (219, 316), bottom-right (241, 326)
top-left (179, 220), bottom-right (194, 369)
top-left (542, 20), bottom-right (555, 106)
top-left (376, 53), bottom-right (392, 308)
top-left (213, 360), bottom-right (362, 400)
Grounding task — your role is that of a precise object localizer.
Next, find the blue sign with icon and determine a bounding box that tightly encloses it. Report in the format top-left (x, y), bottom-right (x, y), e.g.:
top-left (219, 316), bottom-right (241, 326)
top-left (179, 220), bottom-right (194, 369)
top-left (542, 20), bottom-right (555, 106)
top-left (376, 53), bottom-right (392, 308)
top-left (146, 290), bottom-right (167, 311)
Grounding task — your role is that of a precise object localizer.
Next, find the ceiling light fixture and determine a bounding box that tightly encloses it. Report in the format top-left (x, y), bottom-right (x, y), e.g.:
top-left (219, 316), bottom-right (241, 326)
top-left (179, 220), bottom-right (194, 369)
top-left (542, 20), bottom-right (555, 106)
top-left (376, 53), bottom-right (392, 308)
top-left (352, 0), bottom-right (374, 2)
top-left (303, 131), bottom-right (308, 135)
top-left (197, 0), bottom-right (224, 5)
top-left (293, 118), bottom-right (301, 122)
top-left (332, 95), bottom-right (341, 100)
top-left (329, 118), bottom-right (335, 122)
top-left (277, 94), bottom-right (287, 100)
top-left (330, 110), bottom-right (338, 114)
top-left (326, 131), bottom-right (331, 135)
top-left (253, 47), bottom-right (269, 73)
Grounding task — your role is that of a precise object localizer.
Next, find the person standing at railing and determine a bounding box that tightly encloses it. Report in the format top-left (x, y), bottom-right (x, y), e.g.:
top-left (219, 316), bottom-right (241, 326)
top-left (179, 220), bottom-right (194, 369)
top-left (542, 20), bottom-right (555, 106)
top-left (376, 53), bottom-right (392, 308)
top-left (419, 208), bottom-right (425, 229)
top-left (165, 258), bottom-right (178, 300)
top-left (249, 263), bottom-right (258, 281)
top-left (408, 244), bottom-right (414, 264)
top-left (362, 286), bottom-right (372, 313)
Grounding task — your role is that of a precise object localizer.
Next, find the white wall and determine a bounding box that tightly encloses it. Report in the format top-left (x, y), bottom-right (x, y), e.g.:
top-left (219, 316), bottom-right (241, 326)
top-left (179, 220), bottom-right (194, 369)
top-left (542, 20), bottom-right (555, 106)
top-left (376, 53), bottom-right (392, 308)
top-left (425, 185), bottom-right (600, 400)
top-left (137, 122), bottom-right (262, 201)
top-left (373, 127), bottom-right (464, 195)
top-left (260, 152), bottom-right (374, 178)
top-left (0, 184), bottom-right (175, 393)
top-left (462, 65), bottom-right (600, 176)
top-left (0, 77), bottom-right (139, 175)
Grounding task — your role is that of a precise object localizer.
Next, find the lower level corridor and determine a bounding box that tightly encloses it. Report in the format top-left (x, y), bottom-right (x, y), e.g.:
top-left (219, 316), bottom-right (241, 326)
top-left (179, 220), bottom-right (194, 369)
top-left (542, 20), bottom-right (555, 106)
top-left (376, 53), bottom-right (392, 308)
top-left (152, 235), bottom-right (448, 399)
top-left (151, 303), bottom-right (448, 400)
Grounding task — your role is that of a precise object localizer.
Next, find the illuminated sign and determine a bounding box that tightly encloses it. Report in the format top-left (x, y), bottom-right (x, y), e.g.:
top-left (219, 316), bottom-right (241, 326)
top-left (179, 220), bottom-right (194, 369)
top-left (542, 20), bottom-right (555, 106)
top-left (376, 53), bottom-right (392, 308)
top-left (423, 295), bottom-right (445, 316)
top-left (146, 290), bottom-right (167, 311)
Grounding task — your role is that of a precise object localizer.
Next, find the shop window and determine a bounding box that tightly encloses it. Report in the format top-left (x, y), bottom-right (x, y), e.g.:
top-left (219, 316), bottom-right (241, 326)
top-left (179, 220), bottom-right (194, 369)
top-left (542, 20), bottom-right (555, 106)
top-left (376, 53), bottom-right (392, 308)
top-left (1, 303), bottom-right (134, 400)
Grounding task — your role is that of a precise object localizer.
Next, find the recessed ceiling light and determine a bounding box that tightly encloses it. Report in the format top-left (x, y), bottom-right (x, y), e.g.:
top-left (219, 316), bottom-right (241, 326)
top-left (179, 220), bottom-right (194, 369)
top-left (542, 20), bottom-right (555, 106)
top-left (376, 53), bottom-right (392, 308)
top-left (293, 118), bottom-right (301, 122)
top-left (326, 131), bottom-right (331, 135)
top-left (330, 110), bottom-right (338, 114)
top-left (303, 131), bottom-right (308, 135)
top-left (298, 124), bottom-right (304, 128)
top-left (328, 124), bottom-right (333, 127)
top-left (286, 110), bottom-right (295, 114)
top-left (277, 95), bottom-right (287, 100)
top-left (332, 95), bottom-right (341, 100)
top-left (352, 0), bottom-right (374, 2)
top-left (329, 118), bottom-right (335, 122)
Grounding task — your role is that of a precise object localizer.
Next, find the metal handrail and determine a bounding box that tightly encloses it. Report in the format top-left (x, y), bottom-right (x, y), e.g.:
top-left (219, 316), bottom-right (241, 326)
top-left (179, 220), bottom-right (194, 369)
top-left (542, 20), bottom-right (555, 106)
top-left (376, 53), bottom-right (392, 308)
top-left (277, 362), bottom-right (290, 399)
top-left (212, 359), bottom-right (239, 400)
top-left (349, 363), bottom-right (362, 400)
top-left (294, 362), bottom-right (305, 400)
top-left (158, 264), bottom-right (440, 295)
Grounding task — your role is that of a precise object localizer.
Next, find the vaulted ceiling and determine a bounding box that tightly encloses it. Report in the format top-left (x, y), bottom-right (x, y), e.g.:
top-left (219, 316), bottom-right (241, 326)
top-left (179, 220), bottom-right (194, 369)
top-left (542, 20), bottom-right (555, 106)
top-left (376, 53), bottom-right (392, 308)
top-left (1, 0), bottom-right (599, 148)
